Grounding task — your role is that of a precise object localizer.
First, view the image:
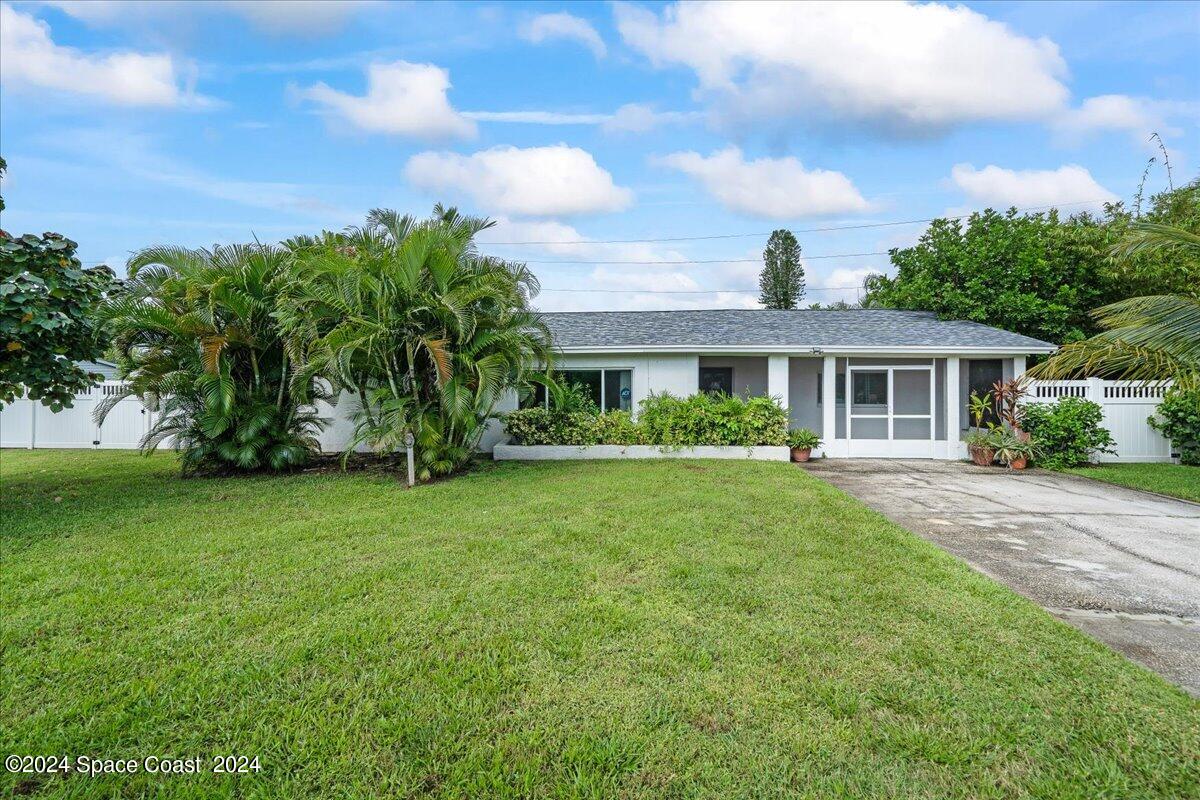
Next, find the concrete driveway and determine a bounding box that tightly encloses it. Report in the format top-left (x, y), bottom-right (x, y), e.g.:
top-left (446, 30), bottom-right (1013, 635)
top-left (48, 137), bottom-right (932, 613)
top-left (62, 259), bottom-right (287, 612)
top-left (803, 459), bottom-right (1200, 696)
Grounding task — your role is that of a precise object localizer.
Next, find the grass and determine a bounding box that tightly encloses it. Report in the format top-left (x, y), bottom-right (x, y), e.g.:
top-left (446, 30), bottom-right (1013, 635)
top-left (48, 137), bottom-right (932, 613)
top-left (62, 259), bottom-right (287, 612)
top-left (1064, 462), bottom-right (1200, 503)
top-left (2, 450), bottom-right (1197, 799)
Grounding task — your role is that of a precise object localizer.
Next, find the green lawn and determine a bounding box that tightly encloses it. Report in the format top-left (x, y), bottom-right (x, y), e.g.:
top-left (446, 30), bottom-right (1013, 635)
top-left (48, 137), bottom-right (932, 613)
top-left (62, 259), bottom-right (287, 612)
top-left (2, 450), bottom-right (1197, 799)
top-left (1065, 462), bottom-right (1200, 503)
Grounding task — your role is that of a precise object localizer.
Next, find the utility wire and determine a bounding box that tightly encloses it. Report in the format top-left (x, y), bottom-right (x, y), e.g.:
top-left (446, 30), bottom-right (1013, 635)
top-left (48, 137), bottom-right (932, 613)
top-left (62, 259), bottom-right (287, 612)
top-left (521, 250), bottom-right (889, 265)
top-left (540, 284), bottom-right (863, 295)
top-left (483, 198), bottom-right (1108, 246)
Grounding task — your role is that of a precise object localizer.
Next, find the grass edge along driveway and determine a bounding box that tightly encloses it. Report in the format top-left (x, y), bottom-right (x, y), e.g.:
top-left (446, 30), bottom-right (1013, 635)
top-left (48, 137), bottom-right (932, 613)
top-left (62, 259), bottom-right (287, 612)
top-left (2, 450), bottom-right (1197, 799)
top-left (1064, 462), bottom-right (1200, 504)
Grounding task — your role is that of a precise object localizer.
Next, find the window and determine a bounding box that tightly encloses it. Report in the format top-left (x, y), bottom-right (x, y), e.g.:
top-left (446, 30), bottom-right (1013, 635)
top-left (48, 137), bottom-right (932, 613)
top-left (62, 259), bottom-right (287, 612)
top-left (819, 374), bottom-right (848, 404)
top-left (852, 371), bottom-right (888, 405)
top-left (529, 369), bottom-right (632, 412)
top-left (699, 367), bottom-right (733, 396)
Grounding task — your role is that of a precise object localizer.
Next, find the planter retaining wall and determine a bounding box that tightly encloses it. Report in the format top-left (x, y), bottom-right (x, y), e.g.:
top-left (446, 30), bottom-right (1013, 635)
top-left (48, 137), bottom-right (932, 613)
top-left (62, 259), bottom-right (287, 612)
top-left (493, 444), bottom-right (791, 461)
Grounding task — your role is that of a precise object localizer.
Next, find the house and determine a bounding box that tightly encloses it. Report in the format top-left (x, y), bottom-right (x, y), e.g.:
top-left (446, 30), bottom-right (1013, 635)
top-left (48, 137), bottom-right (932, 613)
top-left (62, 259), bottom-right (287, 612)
top-left (529, 309), bottom-right (1055, 459)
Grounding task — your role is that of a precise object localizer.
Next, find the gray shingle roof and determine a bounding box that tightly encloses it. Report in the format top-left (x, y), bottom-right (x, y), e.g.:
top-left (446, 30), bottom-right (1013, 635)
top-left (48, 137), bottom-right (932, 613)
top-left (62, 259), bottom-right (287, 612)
top-left (540, 309), bottom-right (1055, 351)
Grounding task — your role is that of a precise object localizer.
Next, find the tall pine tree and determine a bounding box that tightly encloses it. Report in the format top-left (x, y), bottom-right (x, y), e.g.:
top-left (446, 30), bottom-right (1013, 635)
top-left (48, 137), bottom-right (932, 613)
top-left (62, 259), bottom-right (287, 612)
top-left (758, 229), bottom-right (805, 309)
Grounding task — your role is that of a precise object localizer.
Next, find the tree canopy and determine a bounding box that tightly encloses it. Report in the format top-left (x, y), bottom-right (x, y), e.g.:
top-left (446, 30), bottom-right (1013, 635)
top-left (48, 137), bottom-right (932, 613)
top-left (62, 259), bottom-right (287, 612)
top-left (1, 231), bottom-right (114, 410)
top-left (759, 229), bottom-right (805, 310)
top-left (861, 181), bottom-right (1198, 344)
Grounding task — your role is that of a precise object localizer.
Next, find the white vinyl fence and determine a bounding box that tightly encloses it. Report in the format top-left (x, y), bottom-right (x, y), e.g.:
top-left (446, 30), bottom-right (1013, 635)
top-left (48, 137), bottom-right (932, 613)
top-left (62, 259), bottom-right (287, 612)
top-left (1, 382), bottom-right (153, 449)
top-left (1026, 379), bottom-right (1175, 463)
top-left (1, 383), bottom-right (510, 454)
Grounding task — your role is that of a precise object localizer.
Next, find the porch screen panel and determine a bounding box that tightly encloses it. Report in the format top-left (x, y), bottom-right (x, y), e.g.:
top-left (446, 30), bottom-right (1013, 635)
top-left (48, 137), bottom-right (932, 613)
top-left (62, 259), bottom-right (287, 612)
top-left (893, 370), bottom-right (931, 414)
top-left (893, 418), bottom-right (932, 440)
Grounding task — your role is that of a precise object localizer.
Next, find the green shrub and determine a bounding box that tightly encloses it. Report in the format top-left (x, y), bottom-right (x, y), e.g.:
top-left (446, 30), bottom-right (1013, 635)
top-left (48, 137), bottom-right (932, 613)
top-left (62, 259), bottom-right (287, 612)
top-left (1021, 397), bottom-right (1116, 469)
top-left (501, 393), bottom-right (788, 447)
top-left (637, 393), bottom-right (788, 447)
top-left (1150, 387), bottom-right (1200, 465)
top-left (786, 428), bottom-right (821, 449)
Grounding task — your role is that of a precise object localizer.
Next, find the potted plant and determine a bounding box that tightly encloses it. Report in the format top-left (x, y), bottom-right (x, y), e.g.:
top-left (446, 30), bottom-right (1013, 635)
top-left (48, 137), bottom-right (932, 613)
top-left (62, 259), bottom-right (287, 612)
top-left (991, 428), bottom-right (1036, 470)
top-left (966, 391), bottom-right (995, 466)
top-left (965, 429), bottom-right (996, 466)
top-left (787, 428), bottom-right (821, 462)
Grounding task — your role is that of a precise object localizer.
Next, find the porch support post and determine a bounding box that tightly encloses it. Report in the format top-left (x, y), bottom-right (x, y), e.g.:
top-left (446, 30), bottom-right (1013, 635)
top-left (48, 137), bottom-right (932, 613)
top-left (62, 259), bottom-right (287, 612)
top-left (822, 355), bottom-right (837, 454)
top-left (1013, 355), bottom-right (1027, 382)
top-left (767, 354), bottom-right (789, 417)
top-left (946, 357), bottom-right (961, 459)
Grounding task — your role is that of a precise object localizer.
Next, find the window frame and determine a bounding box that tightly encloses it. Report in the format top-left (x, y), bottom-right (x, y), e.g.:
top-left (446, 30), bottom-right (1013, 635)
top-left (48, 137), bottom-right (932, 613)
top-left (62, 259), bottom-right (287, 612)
top-left (537, 367), bottom-right (634, 412)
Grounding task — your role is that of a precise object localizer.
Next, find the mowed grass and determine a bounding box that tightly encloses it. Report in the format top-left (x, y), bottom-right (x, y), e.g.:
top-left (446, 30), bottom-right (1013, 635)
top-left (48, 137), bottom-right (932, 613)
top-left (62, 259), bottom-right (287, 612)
top-left (2, 450), bottom-right (1197, 799)
top-left (1064, 462), bottom-right (1200, 503)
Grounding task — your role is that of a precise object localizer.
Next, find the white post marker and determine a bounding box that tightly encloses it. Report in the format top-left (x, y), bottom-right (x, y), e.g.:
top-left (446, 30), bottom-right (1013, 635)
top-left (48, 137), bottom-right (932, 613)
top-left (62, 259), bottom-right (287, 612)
top-left (404, 431), bottom-right (415, 487)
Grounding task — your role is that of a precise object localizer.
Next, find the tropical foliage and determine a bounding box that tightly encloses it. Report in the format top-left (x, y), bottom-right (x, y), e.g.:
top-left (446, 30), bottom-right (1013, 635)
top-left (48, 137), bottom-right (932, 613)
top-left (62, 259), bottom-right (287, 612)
top-left (504, 392), bottom-right (789, 448)
top-left (1149, 387), bottom-right (1200, 465)
top-left (1, 230), bottom-right (114, 410)
top-left (1021, 397), bottom-right (1116, 469)
top-left (279, 206), bottom-right (554, 479)
top-left (97, 243), bottom-right (324, 474)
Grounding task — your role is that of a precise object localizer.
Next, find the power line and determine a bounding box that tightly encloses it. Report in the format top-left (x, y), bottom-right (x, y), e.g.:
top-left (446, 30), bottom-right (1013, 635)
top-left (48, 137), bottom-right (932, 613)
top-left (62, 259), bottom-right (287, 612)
top-left (483, 198), bottom-right (1108, 246)
top-left (539, 284), bottom-right (864, 295)
top-left (521, 250), bottom-right (888, 265)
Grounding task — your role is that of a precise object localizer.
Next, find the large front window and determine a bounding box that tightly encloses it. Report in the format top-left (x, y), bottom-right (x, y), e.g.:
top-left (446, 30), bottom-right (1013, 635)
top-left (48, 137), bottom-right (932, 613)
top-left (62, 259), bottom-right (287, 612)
top-left (526, 369), bottom-right (633, 411)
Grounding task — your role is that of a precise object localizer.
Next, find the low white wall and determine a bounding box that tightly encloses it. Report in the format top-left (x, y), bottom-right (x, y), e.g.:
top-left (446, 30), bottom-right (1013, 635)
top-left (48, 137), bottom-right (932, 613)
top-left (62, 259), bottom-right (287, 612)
top-left (494, 444), bottom-right (790, 461)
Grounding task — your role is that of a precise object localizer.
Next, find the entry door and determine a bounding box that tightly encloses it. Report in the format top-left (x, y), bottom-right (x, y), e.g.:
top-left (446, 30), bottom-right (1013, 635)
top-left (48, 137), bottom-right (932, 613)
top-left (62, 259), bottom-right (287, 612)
top-left (847, 365), bottom-right (935, 457)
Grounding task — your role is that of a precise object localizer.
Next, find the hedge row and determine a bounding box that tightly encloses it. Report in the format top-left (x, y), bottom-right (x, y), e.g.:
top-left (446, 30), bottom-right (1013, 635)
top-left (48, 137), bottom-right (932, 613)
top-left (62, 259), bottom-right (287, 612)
top-left (502, 392), bottom-right (788, 447)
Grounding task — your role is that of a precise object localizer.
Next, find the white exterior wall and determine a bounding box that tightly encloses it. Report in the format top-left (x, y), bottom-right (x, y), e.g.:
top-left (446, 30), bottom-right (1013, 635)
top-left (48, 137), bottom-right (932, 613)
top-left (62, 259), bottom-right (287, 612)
top-left (553, 352), bottom-right (698, 409)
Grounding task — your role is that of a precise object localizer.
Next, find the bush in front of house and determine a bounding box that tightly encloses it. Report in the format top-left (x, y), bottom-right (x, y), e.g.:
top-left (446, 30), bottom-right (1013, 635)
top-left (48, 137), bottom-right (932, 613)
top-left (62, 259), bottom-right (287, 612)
top-left (637, 392), bottom-right (788, 447)
top-left (502, 392), bottom-right (788, 447)
top-left (1149, 386), bottom-right (1200, 465)
top-left (1020, 397), bottom-right (1116, 469)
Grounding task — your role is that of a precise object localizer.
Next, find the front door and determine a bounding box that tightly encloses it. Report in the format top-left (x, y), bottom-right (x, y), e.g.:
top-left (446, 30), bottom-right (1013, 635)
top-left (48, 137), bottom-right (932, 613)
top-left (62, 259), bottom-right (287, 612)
top-left (847, 365), bottom-right (936, 457)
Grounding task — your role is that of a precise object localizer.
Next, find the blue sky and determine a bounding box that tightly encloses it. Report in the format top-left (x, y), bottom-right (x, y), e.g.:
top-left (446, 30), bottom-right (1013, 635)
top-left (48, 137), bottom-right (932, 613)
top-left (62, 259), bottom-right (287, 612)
top-left (2, 0), bottom-right (1197, 311)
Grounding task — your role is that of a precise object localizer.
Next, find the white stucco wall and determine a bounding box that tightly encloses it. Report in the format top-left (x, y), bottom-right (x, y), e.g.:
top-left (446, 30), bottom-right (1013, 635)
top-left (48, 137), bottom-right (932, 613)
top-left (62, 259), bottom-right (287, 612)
top-left (553, 353), bottom-right (699, 409)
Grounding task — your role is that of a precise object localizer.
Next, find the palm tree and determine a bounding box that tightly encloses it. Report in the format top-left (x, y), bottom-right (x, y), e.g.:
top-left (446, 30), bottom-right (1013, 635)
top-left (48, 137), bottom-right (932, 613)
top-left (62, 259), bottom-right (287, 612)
top-left (279, 206), bottom-right (554, 478)
top-left (1029, 221), bottom-right (1200, 388)
top-left (97, 243), bottom-right (325, 473)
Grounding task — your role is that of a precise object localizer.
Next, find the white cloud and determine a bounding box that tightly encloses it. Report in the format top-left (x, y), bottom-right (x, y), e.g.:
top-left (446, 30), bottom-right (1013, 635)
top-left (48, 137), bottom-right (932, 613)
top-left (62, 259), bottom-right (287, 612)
top-left (521, 12), bottom-right (606, 58)
top-left (41, 1), bottom-right (376, 36)
top-left (0, 3), bottom-right (208, 107)
top-left (405, 145), bottom-right (633, 218)
top-left (1054, 94), bottom-right (1186, 146)
top-left (298, 61), bottom-right (477, 141)
top-left (814, 267), bottom-right (876, 305)
top-left (655, 147), bottom-right (869, 219)
top-left (949, 163), bottom-right (1117, 209)
top-left (615, 0), bottom-right (1069, 135)
top-left (464, 110), bottom-right (610, 125)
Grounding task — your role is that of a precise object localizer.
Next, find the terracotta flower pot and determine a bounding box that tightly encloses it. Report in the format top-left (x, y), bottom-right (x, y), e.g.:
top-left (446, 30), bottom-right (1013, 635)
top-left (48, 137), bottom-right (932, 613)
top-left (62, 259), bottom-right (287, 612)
top-left (791, 447), bottom-right (812, 463)
top-left (969, 447), bottom-right (995, 467)
top-left (1007, 456), bottom-right (1028, 470)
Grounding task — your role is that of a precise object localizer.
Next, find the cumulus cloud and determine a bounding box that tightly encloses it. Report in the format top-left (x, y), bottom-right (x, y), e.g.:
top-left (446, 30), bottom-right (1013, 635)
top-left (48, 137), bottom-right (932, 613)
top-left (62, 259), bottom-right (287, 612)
top-left (405, 145), bottom-right (633, 218)
top-left (1053, 94), bottom-right (1187, 146)
top-left (521, 12), bottom-right (607, 58)
top-left (298, 61), bottom-right (477, 141)
top-left (949, 163), bottom-right (1117, 209)
top-left (0, 3), bottom-right (208, 107)
top-left (655, 147), bottom-right (869, 219)
top-left (615, 0), bottom-right (1069, 135)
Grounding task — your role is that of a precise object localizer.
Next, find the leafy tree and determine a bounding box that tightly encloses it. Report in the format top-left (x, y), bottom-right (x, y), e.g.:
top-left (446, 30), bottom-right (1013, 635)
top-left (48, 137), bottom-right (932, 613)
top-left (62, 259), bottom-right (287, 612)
top-left (861, 208), bottom-right (1118, 343)
top-left (280, 206), bottom-right (554, 480)
top-left (96, 243), bottom-right (325, 473)
top-left (1106, 180), bottom-right (1199, 299)
top-left (1, 227), bottom-right (114, 411)
top-left (759, 229), bottom-right (805, 309)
